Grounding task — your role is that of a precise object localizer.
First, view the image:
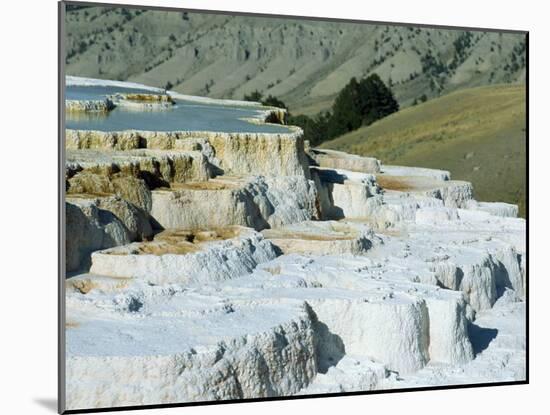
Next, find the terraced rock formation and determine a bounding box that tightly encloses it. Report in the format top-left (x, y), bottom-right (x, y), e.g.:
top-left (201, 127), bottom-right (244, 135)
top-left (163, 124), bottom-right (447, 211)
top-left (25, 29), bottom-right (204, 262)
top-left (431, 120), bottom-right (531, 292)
top-left (64, 78), bottom-right (526, 411)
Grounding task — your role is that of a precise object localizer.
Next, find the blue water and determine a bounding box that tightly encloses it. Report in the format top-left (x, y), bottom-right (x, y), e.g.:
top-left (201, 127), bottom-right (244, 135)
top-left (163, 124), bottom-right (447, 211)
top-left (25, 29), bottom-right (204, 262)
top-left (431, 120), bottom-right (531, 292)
top-left (65, 85), bottom-right (290, 134)
top-left (66, 85), bottom-right (158, 101)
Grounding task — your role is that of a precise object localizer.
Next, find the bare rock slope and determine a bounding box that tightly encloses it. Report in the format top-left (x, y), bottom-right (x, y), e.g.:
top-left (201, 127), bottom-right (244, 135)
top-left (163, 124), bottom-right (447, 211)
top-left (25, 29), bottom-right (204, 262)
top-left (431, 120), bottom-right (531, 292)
top-left (65, 5), bottom-right (526, 113)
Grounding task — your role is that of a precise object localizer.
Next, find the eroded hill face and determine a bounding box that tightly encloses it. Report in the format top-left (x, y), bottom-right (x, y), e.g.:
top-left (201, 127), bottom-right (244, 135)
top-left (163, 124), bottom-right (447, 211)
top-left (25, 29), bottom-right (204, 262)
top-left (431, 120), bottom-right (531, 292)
top-left (65, 6), bottom-right (526, 113)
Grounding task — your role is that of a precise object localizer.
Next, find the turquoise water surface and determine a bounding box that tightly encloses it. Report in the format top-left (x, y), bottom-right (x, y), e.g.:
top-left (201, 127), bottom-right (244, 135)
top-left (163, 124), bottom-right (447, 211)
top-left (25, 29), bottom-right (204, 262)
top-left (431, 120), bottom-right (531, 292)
top-left (65, 85), bottom-right (290, 134)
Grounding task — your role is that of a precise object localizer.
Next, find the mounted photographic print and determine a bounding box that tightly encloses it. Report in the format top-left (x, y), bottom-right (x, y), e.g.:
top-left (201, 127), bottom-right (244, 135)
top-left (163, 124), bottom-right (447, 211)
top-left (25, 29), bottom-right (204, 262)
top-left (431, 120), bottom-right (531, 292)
top-left (59, 1), bottom-right (528, 413)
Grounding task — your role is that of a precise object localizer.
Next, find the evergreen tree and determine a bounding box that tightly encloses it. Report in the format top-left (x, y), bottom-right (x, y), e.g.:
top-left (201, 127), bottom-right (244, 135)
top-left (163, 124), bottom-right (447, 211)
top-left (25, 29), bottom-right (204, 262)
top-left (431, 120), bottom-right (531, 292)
top-left (358, 74), bottom-right (399, 126)
top-left (288, 112), bottom-right (331, 147)
top-left (243, 90), bottom-right (263, 102)
top-left (262, 95), bottom-right (287, 110)
top-left (327, 77), bottom-right (363, 138)
top-left (241, 73), bottom-right (398, 145)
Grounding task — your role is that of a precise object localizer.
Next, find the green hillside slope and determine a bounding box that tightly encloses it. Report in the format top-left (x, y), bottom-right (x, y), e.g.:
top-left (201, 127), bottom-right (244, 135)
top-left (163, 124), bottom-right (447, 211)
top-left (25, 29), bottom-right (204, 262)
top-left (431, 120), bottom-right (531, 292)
top-left (321, 85), bottom-right (527, 216)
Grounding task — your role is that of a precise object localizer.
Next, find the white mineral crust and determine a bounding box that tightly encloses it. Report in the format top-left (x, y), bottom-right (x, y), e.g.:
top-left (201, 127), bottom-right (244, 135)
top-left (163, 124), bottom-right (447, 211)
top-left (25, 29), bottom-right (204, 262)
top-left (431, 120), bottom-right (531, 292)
top-left (64, 78), bottom-right (526, 410)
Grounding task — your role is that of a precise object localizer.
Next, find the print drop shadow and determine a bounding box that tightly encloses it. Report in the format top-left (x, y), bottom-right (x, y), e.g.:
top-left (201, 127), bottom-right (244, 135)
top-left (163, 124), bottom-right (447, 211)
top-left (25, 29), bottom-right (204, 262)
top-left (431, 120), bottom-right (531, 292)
top-left (34, 398), bottom-right (57, 412)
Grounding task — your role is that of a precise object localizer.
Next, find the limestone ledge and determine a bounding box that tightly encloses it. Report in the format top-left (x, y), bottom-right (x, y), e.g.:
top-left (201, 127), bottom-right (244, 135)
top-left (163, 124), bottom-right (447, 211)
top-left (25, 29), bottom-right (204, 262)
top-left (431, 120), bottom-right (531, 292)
top-left (109, 93), bottom-right (175, 111)
top-left (243, 107), bottom-right (287, 125)
top-left (65, 99), bottom-right (115, 113)
top-left (66, 149), bottom-right (213, 185)
top-left (309, 148), bottom-right (381, 174)
top-left (376, 174), bottom-right (474, 208)
top-left (262, 220), bottom-right (377, 256)
top-left (150, 175), bottom-right (319, 231)
top-left (89, 227), bottom-right (278, 285)
top-left (65, 126), bottom-right (309, 177)
top-left (66, 299), bottom-right (317, 409)
top-left (66, 196), bottom-right (153, 273)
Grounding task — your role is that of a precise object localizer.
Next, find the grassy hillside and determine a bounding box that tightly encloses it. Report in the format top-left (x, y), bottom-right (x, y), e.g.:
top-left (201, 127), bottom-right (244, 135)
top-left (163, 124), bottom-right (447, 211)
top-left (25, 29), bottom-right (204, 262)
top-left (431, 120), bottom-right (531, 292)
top-left (321, 85), bottom-right (527, 217)
top-left (65, 5), bottom-right (526, 114)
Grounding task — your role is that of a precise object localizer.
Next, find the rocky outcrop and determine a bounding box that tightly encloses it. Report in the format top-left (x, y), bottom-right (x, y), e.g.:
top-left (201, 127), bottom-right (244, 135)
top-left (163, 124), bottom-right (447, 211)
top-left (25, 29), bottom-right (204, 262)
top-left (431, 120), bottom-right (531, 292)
top-left (312, 167), bottom-right (381, 220)
top-left (112, 93), bottom-right (174, 103)
top-left (242, 108), bottom-right (288, 126)
top-left (309, 148), bottom-right (381, 174)
top-left (465, 200), bottom-right (519, 218)
top-left (66, 129), bottom-right (143, 151)
top-left (66, 149), bottom-right (213, 187)
top-left (427, 181), bottom-right (474, 208)
top-left (261, 107), bottom-right (287, 125)
top-left (66, 199), bottom-right (131, 272)
top-left (67, 173), bottom-right (152, 212)
top-left (89, 227), bottom-right (278, 285)
top-left (66, 99), bottom-right (115, 113)
top-left (376, 174), bottom-right (474, 208)
top-left (66, 299), bottom-right (317, 408)
top-left (66, 93), bottom-right (175, 114)
top-left (66, 196), bottom-right (153, 272)
top-left (195, 129), bottom-right (309, 177)
top-left (66, 128), bottom-right (309, 177)
top-left (262, 221), bottom-right (376, 255)
top-left (109, 93), bottom-right (175, 111)
top-left (95, 197), bottom-right (153, 241)
top-left (308, 295), bottom-right (430, 374)
top-left (150, 176), bottom-right (319, 231)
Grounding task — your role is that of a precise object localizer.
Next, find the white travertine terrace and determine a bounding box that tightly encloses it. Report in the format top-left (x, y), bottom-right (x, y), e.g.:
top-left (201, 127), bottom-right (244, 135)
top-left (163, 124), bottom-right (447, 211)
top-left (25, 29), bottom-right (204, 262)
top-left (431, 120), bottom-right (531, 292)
top-left (149, 175), bottom-right (319, 231)
top-left (309, 148), bottom-right (381, 173)
top-left (65, 98), bottom-right (115, 113)
top-left (89, 227), bottom-right (278, 285)
top-left (64, 78), bottom-right (526, 411)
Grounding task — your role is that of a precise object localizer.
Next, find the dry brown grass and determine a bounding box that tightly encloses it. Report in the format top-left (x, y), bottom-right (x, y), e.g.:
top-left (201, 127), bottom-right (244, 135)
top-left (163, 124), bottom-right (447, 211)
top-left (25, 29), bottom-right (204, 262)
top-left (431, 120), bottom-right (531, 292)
top-left (264, 230), bottom-right (354, 242)
top-left (287, 233), bottom-right (354, 241)
top-left (123, 93), bottom-right (173, 103)
top-left (170, 180), bottom-right (236, 191)
top-left (117, 227), bottom-right (243, 256)
top-left (156, 227), bottom-right (242, 243)
top-left (136, 242), bottom-right (199, 255)
top-left (375, 175), bottom-right (416, 192)
top-left (194, 228), bottom-right (242, 241)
